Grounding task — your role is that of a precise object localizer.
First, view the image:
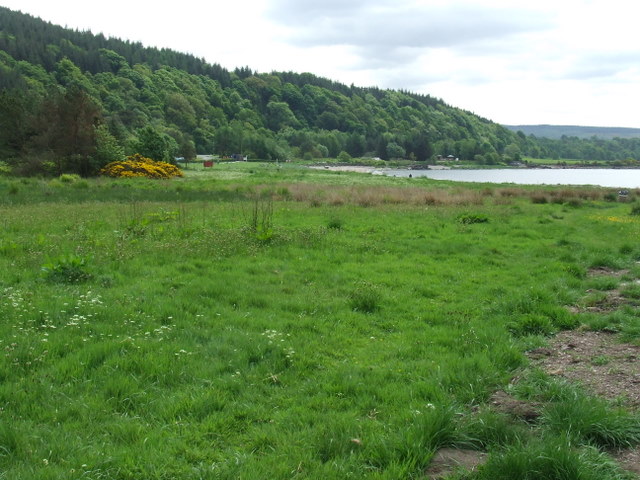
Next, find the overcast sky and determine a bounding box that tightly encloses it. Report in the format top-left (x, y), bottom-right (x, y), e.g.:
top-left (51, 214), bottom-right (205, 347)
top-left (2, 0), bottom-right (639, 128)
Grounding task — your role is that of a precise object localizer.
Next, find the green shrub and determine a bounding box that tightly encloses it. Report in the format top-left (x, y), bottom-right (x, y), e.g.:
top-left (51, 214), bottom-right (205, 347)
top-left (59, 173), bottom-right (81, 183)
top-left (0, 161), bottom-right (11, 176)
top-left (337, 151), bottom-right (351, 162)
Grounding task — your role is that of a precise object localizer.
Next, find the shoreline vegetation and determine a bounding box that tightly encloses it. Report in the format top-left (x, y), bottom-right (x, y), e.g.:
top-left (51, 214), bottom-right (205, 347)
top-left (2, 162), bottom-right (640, 479)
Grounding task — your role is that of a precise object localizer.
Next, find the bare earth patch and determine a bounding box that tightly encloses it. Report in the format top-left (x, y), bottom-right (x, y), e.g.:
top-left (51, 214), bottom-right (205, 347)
top-left (588, 267), bottom-right (630, 278)
top-left (489, 390), bottom-right (541, 422)
top-left (528, 330), bottom-right (640, 476)
top-left (529, 331), bottom-right (640, 407)
top-left (424, 448), bottom-right (486, 479)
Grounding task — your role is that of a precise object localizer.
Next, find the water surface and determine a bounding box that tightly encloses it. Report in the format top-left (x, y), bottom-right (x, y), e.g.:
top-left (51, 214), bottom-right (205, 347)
top-left (379, 168), bottom-right (640, 188)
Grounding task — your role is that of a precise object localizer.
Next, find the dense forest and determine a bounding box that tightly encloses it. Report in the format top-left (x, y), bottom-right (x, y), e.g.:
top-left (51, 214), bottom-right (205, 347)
top-left (1, 6), bottom-right (640, 176)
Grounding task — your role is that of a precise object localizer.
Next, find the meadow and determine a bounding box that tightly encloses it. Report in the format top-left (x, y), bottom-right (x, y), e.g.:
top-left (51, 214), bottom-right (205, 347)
top-left (2, 163), bottom-right (640, 479)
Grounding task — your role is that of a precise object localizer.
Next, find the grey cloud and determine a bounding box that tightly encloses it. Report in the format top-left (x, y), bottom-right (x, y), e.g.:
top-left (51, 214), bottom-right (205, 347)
top-left (268, 1), bottom-right (552, 55)
top-left (561, 52), bottom-right (640, 81)
top-left (268, 0), bottom-right (394, 23)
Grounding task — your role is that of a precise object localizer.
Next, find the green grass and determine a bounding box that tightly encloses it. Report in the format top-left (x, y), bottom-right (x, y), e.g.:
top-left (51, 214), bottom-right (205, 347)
top-left (1, 164), bottom-right (640, 478)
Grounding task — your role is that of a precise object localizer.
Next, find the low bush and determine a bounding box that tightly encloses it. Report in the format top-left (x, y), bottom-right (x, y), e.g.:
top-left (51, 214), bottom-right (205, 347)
top-left (530, 194), bottom-right (549, 204)
top-left (59, 173), bottom-right (81, 183)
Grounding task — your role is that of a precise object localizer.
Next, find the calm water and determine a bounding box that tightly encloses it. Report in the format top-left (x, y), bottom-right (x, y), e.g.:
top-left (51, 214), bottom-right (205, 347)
top-left (379, 168), bottom-right (640, 188)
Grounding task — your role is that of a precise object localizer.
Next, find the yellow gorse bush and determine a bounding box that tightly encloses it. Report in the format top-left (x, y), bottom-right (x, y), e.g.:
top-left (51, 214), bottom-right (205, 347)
top-left (100, 154), bottom-right (183, 179)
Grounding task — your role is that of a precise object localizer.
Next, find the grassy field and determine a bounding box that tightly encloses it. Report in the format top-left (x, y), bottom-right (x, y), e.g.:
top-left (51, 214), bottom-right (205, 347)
top-left (1, 163), bottom-right (640, 479)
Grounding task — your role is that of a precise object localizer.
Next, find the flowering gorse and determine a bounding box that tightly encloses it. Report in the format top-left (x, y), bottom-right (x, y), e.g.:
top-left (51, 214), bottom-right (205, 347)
top-left (100, 154), bottom-right (183, 179)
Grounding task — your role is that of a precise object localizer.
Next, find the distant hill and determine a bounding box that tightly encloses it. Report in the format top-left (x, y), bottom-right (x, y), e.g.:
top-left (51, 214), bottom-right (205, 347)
top-left (504, 125), bottom-right (640, 140)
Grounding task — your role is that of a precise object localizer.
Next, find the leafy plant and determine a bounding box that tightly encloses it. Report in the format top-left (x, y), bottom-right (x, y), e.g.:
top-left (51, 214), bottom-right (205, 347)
top-left (41, 255), bottom-right (92, 283)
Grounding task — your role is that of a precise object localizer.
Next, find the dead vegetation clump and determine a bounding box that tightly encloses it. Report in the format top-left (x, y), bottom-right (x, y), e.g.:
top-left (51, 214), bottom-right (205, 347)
top-left (253, 182), bottom-right (611, 209)
top-left (267, 183), bottom-right (489, 207)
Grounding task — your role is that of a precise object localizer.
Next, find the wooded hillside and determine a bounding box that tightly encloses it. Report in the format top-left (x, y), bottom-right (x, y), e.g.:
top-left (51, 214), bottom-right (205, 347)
top-left (1, 6), bottom-right (640, 175)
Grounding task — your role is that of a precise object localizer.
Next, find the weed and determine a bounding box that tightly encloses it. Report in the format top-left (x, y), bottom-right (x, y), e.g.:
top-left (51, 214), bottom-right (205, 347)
top-left (0, 422), bottom-right (23, 458)
top-left (41, 255), bottom-right (92, 283)
top-left (457, 213), bottom-right (489, 225)
top-left (563, 263), bottom-right (586, 279)
top-left (591, 355), bottom-right (610, 366)
top-left (585, 276), bottom-right (620, 291)
top-left (543, 393), bottom-right (640, 449)
top-left (349, 281), bottom-right (381, 313)
top-left (621, 283), bottom-right (640, 299)
top-left (247, 194), bottom-right (274, 242)
top-left (619, 243), bottom-right (634, 255)
top-left (507, 314), bottom-right (555, 337)
top-left (460, 409), bottom-right (526, 449)
top-left (476, 438), bottom-right (630, 480)
top-left (327, 217), bottom-right (343, 230)
top-left (59, 173), bottom-right (81, 183)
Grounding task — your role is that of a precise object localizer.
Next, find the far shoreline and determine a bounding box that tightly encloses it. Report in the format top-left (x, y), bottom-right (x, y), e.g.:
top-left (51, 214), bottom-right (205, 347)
top-left (309, 163), bottom-right (640, 174)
